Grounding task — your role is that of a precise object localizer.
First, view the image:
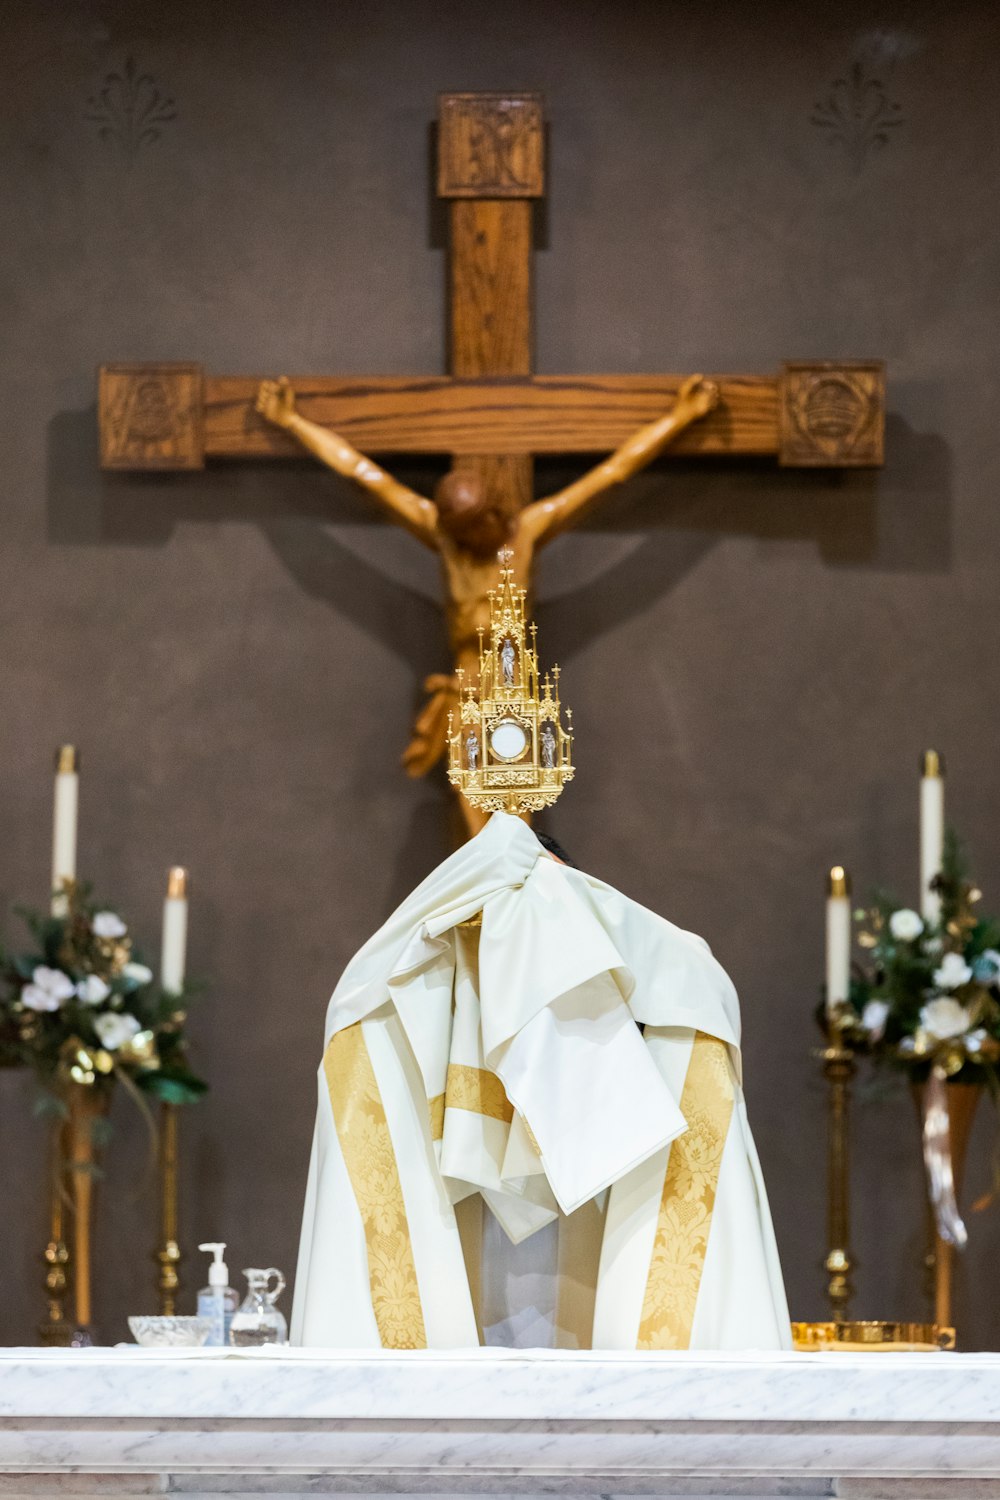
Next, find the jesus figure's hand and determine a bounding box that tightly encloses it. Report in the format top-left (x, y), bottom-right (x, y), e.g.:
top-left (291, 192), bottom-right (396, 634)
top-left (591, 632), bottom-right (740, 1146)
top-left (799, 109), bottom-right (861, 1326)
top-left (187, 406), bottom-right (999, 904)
top-left (674, 374), bottom-right (721, 421)
top-left (256, 376), bottom-right (298, 429)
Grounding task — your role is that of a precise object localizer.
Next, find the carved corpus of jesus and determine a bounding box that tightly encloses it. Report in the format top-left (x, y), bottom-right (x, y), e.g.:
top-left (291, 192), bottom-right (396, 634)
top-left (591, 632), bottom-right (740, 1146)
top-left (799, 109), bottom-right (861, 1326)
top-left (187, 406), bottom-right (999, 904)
top-left (256, 374), bottom-right (719, 832)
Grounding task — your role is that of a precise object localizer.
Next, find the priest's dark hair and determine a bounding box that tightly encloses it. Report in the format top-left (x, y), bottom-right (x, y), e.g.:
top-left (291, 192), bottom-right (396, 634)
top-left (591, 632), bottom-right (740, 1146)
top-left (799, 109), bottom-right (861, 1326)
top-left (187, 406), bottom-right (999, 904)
top-left (535, 830), bottom-right (577, 868)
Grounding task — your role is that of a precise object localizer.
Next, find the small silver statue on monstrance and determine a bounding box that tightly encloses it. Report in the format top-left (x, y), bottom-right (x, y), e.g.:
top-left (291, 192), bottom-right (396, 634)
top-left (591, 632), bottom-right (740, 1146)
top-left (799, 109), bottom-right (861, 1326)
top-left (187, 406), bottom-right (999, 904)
top-left (500, 637), bottom-right (516, 686)
top-left (541, 722), bottom-right (556, 769)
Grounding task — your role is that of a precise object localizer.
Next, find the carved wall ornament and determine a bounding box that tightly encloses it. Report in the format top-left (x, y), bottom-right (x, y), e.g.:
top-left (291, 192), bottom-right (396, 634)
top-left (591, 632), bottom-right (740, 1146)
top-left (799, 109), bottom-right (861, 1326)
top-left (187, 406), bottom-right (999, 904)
top-left (86, 56), bottom-right (177, 165)
top-left (779, 363), bottom-right (885, 468)
top-left (438, 93), bottom-right (544, 199)
top-left (99, 365), bottom-right (204, 470)
top-left (811, 61), bottom-right (903, 172)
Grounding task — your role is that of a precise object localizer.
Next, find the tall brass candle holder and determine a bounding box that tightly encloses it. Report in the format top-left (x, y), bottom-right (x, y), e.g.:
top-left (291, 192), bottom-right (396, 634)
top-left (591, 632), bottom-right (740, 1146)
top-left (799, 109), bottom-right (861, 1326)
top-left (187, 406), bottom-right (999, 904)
top-left (38, 1078), bottom-right (110, 1346)
top-left (38, 1122), bottom-right (72, 1346)
top-left (821, 1031), bottom-right (856, 1319)
top-left (155, 1101), bottom-right (182, 1314)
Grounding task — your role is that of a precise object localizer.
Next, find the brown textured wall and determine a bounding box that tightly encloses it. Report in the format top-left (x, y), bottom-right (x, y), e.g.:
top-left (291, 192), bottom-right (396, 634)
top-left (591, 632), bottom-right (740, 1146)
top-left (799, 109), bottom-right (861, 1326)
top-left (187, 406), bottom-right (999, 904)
top-left (2, 0), bottom-right (999, 1346)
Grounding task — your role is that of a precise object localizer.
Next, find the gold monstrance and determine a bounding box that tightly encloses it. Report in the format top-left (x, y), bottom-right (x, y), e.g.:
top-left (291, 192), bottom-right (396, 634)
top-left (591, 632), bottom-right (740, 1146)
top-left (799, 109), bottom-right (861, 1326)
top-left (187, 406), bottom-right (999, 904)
top-left (447, 548), bottom-right (574, 815)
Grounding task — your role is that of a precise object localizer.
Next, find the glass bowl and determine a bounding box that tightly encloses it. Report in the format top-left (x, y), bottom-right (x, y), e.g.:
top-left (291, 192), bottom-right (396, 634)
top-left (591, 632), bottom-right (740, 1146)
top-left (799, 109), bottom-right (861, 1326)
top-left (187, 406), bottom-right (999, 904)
top-left (128, 1315), bottom-right (213, 1348)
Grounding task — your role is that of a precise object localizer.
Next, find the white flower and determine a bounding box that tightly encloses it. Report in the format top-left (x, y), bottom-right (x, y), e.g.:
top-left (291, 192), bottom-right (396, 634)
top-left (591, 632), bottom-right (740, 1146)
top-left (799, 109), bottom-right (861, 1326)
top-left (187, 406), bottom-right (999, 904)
top-left (965, 1028), bottom-right (988, 1055)
top-left (920, 997), bottom-right (972, 1041)
top-left (861, 1000), bottom-right (890, 1040)
top-left (21, 986), bottom-right (54, 1012)
top-left (76, 974), bottom-right (110, 1006)
top-left (122, 962), bottom-right (153, 986)
top-left (93, 1011), bottom-right (141, 1051)
top-left (890, 908), bottom-right (924, 942)
top-left (92, 911), bottom-right (127, 940)
top-left (22, 966), bottom-right (76, 1011)
top-left (933, 952), bottom-right (973, 991)
top-left (926, 936), bottom-right (944, 955)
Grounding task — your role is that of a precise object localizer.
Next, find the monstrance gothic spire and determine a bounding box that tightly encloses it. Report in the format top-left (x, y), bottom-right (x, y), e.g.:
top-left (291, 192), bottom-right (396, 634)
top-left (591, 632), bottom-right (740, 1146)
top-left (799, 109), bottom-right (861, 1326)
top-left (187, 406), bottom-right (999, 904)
top-left (447, 548), bottom-right (574, 815)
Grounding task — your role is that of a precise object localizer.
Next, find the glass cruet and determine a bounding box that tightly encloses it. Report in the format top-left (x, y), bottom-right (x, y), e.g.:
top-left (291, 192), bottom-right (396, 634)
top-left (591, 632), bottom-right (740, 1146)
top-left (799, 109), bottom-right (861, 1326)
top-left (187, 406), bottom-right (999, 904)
top-left (228, 1267), bottom-right (288, 1346)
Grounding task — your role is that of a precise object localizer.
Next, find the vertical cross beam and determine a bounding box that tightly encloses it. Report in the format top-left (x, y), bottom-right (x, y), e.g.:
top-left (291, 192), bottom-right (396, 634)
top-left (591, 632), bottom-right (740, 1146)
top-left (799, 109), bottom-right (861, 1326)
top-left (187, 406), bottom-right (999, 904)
top-left (438, 92), bottom-right (544, 511)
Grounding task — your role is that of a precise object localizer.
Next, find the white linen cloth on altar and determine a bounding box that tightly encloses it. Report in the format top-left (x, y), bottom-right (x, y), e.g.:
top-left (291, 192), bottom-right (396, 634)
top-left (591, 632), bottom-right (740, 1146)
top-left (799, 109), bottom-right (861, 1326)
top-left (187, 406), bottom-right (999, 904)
top-left (292, 812), bottom-right (789, 1351)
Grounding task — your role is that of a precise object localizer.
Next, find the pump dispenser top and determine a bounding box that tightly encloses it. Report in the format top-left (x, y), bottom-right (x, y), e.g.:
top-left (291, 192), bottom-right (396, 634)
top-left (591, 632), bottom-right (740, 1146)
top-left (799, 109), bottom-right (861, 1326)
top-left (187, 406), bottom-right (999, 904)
top-left (199, 1242), bottom-right (229, 1286)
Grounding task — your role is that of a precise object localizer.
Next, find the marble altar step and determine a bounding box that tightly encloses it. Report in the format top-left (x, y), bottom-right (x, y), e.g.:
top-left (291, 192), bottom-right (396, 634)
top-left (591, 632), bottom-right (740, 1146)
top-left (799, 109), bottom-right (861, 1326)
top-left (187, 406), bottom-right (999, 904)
top-left (0, 1348), bottom-right (997, 1499)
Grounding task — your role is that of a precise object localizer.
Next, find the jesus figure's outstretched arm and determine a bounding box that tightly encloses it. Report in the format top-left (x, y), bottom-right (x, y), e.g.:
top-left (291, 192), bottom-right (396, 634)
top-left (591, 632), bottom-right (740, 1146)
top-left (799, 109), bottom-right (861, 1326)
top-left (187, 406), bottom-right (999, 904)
top-left (256, 378), bottom-right (439, 548)
top-left (520, 374), bottom-right (720, 546)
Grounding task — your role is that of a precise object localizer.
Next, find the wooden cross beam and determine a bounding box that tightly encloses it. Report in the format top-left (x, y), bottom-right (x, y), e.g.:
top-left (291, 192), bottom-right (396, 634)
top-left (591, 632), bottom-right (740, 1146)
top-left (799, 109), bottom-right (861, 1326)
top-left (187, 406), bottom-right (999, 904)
top-left (98, 92), bottom-right (885, 482)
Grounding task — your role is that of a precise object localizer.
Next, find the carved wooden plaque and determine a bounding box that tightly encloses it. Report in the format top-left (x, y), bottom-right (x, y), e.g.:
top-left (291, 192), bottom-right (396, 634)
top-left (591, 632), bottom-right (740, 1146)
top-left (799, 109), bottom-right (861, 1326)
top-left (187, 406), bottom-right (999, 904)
top-left (437, 92), bottom-right (544, 199)
top-left (779, 361), bottom-right (885, 467)
top-left (99, 363), bottom-right (205, 470)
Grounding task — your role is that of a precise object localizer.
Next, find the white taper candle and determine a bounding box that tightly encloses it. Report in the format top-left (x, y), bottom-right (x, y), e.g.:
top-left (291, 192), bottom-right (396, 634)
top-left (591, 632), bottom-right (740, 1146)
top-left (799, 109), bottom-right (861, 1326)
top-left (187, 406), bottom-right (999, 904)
top-left (51, 745), bottom-right (79, 917)
top-left (161, 866), bottom-right (189, 997)
top-left (826, 865), bottom-right (852, 1022)
top-left (920, 750), bottom-right (945, 926)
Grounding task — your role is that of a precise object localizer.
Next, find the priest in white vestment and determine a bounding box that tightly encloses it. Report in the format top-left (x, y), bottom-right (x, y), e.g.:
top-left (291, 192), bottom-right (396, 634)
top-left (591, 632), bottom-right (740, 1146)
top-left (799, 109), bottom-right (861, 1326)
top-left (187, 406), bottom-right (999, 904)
top-left (292, 811), bottom-right (790, 1350)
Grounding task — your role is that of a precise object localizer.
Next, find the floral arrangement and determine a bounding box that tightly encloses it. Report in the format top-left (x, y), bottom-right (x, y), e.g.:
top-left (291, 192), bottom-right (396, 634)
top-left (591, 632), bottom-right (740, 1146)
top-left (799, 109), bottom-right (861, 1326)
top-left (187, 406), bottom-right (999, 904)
top-left (0, 882), bottom-right (206, 1105)
top-left (833, 831), bottom-right (1000, 1083)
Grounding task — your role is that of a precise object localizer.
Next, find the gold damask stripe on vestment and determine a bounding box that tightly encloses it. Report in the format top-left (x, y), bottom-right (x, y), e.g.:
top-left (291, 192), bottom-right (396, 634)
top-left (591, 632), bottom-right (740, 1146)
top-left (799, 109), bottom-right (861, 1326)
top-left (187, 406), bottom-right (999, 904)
top-left (323, 1024), bottom-right (427, 1350)
top-left (427, 1065), bottom-right (515, 1139)
top-left (637, 1031), bottom-right (735, 1350)
top-left (446, 1063), bottom-right (515, 1124)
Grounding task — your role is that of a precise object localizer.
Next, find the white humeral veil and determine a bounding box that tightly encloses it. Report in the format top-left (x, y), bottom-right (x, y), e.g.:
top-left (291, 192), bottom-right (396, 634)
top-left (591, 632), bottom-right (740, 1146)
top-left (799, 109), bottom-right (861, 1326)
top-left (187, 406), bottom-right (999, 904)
top-left (292, 812), bottom-right (790, 1350)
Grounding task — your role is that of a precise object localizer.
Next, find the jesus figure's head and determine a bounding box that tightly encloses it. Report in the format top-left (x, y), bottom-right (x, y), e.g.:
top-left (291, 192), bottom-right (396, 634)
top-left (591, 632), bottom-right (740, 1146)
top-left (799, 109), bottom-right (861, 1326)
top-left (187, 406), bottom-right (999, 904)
top-left (434, 469), bottom-right (517, 557)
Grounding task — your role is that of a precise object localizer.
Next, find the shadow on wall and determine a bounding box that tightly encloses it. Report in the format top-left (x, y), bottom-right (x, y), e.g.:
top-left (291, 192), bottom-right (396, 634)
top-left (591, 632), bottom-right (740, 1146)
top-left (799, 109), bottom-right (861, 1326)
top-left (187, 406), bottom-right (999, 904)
top-left (537, 411), bottom-right (951, 647)
top-left (47, 403), bottom-right (952, 684)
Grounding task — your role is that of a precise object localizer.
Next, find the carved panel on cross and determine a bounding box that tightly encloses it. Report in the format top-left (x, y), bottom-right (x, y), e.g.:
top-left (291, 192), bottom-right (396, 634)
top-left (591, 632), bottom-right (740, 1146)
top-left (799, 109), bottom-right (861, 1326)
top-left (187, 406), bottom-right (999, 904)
top-left (99, 363), bottom-right (205, 470)
top-left (437, 92), bottom-right (544, 199)
top-left (779, 361), bottom-right (885, 467)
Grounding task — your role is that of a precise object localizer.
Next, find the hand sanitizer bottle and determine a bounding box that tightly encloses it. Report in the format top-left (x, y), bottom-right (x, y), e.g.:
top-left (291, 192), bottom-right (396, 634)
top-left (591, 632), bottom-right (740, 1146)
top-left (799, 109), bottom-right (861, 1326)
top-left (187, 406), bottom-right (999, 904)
top-left (197, 1242), bottom-right (238, 1347)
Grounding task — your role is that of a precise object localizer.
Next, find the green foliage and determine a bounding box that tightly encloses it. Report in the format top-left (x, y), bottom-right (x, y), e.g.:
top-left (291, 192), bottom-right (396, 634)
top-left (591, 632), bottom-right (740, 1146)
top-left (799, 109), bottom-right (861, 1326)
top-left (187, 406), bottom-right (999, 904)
top-left (137, 1069), bottom-right (209, 1105)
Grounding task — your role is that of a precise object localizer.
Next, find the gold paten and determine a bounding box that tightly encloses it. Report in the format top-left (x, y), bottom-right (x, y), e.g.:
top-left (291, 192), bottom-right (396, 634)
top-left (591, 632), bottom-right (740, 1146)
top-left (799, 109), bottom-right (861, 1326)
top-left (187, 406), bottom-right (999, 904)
top-left (447, 548), bottom-right (574, 816)
top-left (792, 1320), bottom-right (955, 1352)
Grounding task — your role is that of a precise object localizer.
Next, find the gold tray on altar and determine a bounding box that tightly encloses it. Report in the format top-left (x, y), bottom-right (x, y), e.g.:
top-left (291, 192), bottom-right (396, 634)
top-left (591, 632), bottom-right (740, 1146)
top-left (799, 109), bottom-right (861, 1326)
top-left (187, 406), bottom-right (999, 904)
top-left (792, 1320), bottom-right (956, 1352)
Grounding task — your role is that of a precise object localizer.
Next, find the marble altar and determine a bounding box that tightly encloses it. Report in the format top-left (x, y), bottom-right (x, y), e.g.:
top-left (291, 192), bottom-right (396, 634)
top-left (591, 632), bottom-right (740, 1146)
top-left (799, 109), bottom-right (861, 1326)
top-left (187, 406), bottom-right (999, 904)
top-left (1, 1347), bottom-right (998, 1499)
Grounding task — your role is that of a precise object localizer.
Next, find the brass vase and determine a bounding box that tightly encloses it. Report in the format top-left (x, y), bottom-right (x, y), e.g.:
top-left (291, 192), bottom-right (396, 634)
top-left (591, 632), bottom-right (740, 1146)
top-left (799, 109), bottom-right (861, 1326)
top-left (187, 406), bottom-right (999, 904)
top-left (56, 1082), bottom-right (112, 1343)
top-left (913, 1079), bottom-right (981, 1333)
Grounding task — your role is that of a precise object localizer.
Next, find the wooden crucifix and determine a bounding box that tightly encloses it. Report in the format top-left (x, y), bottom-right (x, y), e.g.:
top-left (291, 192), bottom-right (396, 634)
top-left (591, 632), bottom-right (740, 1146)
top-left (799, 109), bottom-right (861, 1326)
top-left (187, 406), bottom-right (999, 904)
top-left (99, 91), bottom-right (885, 834)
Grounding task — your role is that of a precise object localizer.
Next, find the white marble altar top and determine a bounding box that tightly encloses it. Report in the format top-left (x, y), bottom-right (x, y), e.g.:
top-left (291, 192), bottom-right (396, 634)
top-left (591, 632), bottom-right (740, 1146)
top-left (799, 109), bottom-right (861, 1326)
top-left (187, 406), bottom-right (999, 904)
top-left (4, 1348), bottom-right (1000, 1496)
top-left (2, 1345), bottom-right (1000, 1422)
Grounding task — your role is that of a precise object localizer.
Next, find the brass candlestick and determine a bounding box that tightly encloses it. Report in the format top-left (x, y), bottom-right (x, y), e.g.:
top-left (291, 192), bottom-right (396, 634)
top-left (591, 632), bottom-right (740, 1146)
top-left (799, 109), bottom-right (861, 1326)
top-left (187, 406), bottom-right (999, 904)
top-left (822, 1036), bottom-right (856, 1318)
top-left (155, 1102), bottom-right (182, 1314)
top-left (38, 1121), bottom-right (72, 1346)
